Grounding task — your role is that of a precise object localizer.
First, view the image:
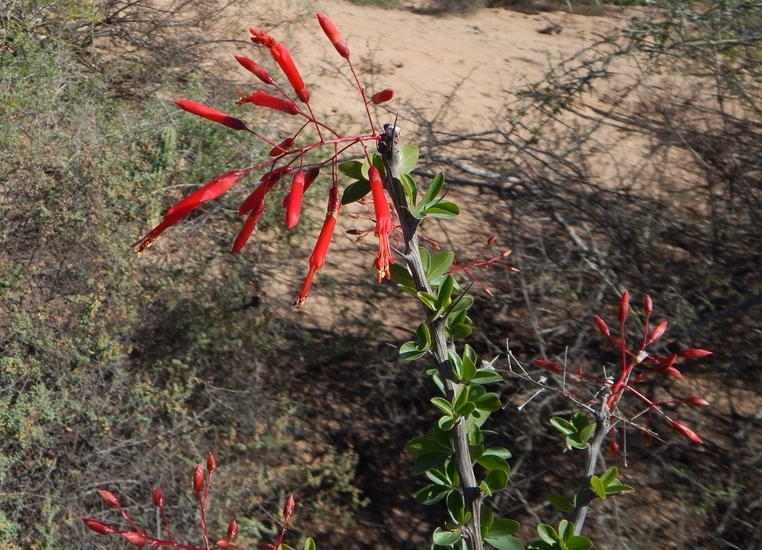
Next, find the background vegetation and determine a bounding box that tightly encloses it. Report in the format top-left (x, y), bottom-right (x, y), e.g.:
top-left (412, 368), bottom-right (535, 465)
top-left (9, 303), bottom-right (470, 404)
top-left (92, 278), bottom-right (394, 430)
top-left (1, 0), bottom-right (759, 548)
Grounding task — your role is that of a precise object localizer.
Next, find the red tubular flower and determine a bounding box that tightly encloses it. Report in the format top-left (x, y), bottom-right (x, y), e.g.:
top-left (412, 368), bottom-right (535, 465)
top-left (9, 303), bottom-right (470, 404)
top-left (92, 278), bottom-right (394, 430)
top-left (250, 29), bottom-right (309, 104)
top-left (132, 170), bottom-right (245, 253)
top-left (688, 396), bottom-right (711, 407)
top-left (98, 490), bottom-right (120, 508)
top-left (174, 100), bottom-right (248, 131)
top-left (316, 13), bottom-right (350, 59)
top-left (609, 438), bottom-right (619, 459)
top-left (370, 88), bottom-right (394, 105)
top-left (234, 55), bottom-right (275, 85)
top-left (644, 294), bottom-right (653, 316)
top-left (122, 532), bottom-right (147, 547)
top-left (368, 166), bottom-right (393, 282)
top-left (82, 517), bottom-right (118, 536)
top-left (232, 198), bottom-right (267, 254)
top-left (285, 170), bottom-right (305, 228)
top-left (237, 91), bottom-right (301, 115)
top-left (193, 464), bottom-right (204, 495)
top-left (293, 187), bottom-right (341, 308)
top-left (165, 170), bottom-right (244, 219)
top-left (282, 166), bottom-right (320, 208)
top-left (671, 420), bottom-right (703, 445)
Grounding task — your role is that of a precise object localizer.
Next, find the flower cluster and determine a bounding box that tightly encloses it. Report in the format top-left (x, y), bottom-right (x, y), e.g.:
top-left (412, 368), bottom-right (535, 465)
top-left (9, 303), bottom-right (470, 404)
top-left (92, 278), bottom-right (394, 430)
top-left (131, 14), bottom-right (397, 307)
top-left (534, 290), bottom-right (711, 447)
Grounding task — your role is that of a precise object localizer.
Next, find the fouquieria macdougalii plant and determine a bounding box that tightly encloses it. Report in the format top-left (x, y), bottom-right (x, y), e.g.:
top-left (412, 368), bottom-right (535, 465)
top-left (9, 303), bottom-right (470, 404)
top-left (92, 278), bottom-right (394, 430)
top-left (85, 12), bottom-right (712, 550)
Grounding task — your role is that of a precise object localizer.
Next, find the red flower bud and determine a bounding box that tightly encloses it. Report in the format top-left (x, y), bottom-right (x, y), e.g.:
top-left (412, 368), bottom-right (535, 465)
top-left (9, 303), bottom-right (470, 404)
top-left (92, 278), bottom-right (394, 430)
top-left (646, 320), bottom-right (668, 346)
top-left (259, 545), bottom-right (277, 550)
top-left (283, 493), bottom-right (295, 522)
top-left (618, 289), bottom-right (630, 325)
top-left (642, 430), bottom-right (652, 447)
top-left (609, 439), bottom-right (619, 459)
top-left (174, 100), bottom-right (248, 131)
top-left (216, 539), bottom-right (230, 549)
top-left (316, 13), bottom-right (350, 59)
top-left (664, 366), bottom-right (682, 378)
top-left (239, 167), bottom-right (292, 216)
top-left (98, 490), bottom-right (120, 508)
top-left (269, 137), bottom-right (295, 157)
top-left (207, 452), bottom-right (217, 474)
top-left (654, 353), bottom-right (677, 373)
top-left (534, 359), bottom-right (563, 373)
top-left (227, 519), bottom-right (239, 541)
top-left (234, 55), bottom-right (275, 85)
top-left (644, 294), bottom-right (653, 316)
top-left (304, 166), bottom-right (320, 193)
top-left (250, 31), bottom-right (310, 104)
top-left (165, 169), bottom-right (244, 220)
top-left (688, 396), bottom-right (710, 407)
top-left (152, 486), bottom-right (164, 507)
top-left (237, 91), bottom-right (301, 115)
top-left (370, 88), bottom-right (394, 105)
top-left (193, 465), bottom-right (204, 495)
top-left (122, 532), bottom-right (147, 547)
top-left (678, 348), bottom-right (712, 359)
top-left (594, 315), bottom-right (610, 337)
top-left (671, 420), bottom-right (703, 444)
top-left (82, 517), bottom-right (118, 536)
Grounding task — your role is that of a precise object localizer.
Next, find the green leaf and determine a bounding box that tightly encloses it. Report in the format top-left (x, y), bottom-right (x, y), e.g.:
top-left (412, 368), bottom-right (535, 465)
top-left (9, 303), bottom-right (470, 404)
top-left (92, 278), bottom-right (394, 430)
top-left (483, 447), bottom-right (513, 460)
top-left (590, 476), bottom-right (606, 500)
top-left (428, 251), bottom-right (455, 280)
top-left (415, 452), bottom-right (449, 475)
top-left (550, 417), bottom-right (576, 436)
top-left (422, 201), bottom-right (460, 219)
top-left (448, 293), bottom-right (474, 313)
top-left (438, 415), bottom-right (456, 431)
top-left (449, 324), bottom-right (473, 340)
top-left (417, 291), bottom-right (438, 310)
top-left (341, 178), bottom-right (370, 205)
top-left (460, 354), bottom-right (477, 382)
top-left (280, 545), bottom-right (295, 550)
top-left (484, 469), bottom-right (508, 493)
top-left (473, 392), bottom-right (501, 412)
top-left (406, 436), bottom-right (449, 457)
top-left (528, 542), bottom-right (554, 550)
top-left (455, 401), bottom-right (476, 417)
top-left (570, 412), bottom-right (589, 432)
top-left (565, 536), bottom-right (592, 550)
top-left (471, 368), bottom-right (503, 385)
top-left (420, 171), bottom-right (445, 206)
top-left (463, 344), bottom-right (477, 364)
top-left (549, 493), bottom-right (575, 513)
top-left (600, 467), bottom-right (618, 487)
top-left (605, 482), bottom-right (634, 495)
top-left (303, 538), bottom-right (316, 550)
top-left (338, 160), bottom-right (364, 179)
top-left (484, 534), bottom-right (524, 550)
top-left (579, 423), bottom-right (596, 443)
top-left (436, 275), bottom-right (455, 310)
top-left (399, 144), bottom-right (420, 175)
top-left (488, 518), bottom-right (521, 537)
top-left (446, 491), bottom-right (465, 524)
top-left (399, 341), bottom-right (427, 361)
top-left (420, 246), bottom-right (431, 274)
top-left (477, 454), bottom-right (511, 474)
top-left (413, 484), bottom-right (451, 505)
top-left (481, 505), bottom-right (494, 538)
top-left (433, 527), bottom-right (462, 546)
top-left (400, 172), bottom-right (418, 206)
top-left (537, 524), bottom-right (558, 544)
top-left (558, 520), bottom-right (573, 540)
top-left (390, 263), bottom-right (415, 287)
top-left (432, 397), bottom-right (454, 416)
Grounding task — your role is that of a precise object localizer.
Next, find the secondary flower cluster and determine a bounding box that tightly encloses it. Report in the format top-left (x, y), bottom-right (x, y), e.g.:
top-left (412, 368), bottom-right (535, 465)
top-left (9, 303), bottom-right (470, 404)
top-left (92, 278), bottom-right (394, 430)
top-left (534, 291), bottom-right (711, 446)
top-left (131, 13), bottom-right (396, 307)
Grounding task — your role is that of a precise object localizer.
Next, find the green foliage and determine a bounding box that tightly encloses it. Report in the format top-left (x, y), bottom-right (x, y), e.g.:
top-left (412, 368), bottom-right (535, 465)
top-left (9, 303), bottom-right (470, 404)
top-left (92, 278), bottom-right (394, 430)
top-left (550, 413), bottom-right (596, 451)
